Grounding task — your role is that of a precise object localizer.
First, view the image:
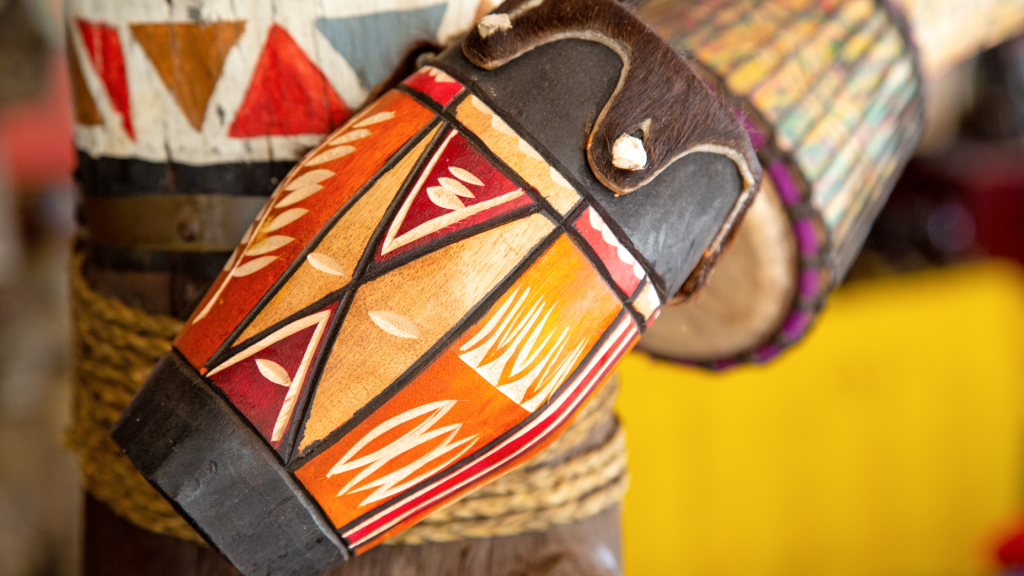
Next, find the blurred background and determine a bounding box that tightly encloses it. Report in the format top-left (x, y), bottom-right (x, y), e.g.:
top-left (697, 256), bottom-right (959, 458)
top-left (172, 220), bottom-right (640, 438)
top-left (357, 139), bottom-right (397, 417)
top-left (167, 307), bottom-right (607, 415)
top-left (1, 0), bottom-right (1024, 574)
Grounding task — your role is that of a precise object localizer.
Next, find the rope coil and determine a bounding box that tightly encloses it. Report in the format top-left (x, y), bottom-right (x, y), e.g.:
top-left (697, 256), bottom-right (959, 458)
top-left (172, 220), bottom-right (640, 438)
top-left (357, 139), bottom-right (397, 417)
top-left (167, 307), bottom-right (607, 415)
top-left (67, 254), bottom-right (628, 545)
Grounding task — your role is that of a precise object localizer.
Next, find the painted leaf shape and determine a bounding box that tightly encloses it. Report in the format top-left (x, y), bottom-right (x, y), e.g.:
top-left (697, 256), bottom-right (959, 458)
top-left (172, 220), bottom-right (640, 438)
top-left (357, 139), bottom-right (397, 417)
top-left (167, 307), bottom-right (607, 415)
top-left (449, 166), bottom-right (483, 186)
top-left (256, 358), bottom-right (291, 386)
top-left (306, 253), bottom-right (346, 276)
top-left (308, 145), bottom-right (356, 166)
top-left (368, 311), bottom-right (420, 339)
top-left (285, 169), bottom-right (334, 191)
top-left (330, 128), bottom-right (371, 145)
top-left (426, 67), bottom-right (457, 83)
top-left (489, 113), bottom-right (517, 136)
top-left (354, 111), bottom-right (394, 128)
top-left (549, 167), bottom-right (573, 189)
top-left (277, 184), bottom-right (323, 208)
top-left (518, 138), bottom-right (544, 160)
top-left (246, 235), bottom-right (294, 256)
top-left (262, 208), bottom-right (308, 233)
top-left (427, 185), bottom-right (466, 210)
top-left (231, 255), bottom-right (277, 277)
top-left (438, 177), bottom-right (474, 198)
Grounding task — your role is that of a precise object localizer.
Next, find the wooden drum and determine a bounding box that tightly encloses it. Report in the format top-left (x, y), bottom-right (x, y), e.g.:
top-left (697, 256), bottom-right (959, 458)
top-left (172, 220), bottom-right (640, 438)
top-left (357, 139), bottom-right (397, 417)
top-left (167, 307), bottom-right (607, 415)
top-left (108, 0), bottom-right (761, 573)
top-left (635, 0), bottom-right (925, 366)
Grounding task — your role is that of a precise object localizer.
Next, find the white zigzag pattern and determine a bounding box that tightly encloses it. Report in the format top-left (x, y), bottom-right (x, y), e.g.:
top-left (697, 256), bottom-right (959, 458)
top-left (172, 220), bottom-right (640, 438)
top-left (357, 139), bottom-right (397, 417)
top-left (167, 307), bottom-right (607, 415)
top-left (459, 287), bottom-right (587, 412)
top-left (328, 400), bottom-right (478, 507)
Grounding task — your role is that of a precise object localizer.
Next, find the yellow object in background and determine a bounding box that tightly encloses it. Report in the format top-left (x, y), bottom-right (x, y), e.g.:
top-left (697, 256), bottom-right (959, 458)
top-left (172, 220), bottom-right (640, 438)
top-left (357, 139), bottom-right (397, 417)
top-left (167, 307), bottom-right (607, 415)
top-left (618, 261), bottom-right (1024, 576)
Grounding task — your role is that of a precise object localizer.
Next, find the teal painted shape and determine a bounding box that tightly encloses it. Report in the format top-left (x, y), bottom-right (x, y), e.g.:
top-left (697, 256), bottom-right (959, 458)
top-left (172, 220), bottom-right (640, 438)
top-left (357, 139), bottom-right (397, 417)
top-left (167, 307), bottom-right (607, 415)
top-left (317, 4), bottom-right (448, 91)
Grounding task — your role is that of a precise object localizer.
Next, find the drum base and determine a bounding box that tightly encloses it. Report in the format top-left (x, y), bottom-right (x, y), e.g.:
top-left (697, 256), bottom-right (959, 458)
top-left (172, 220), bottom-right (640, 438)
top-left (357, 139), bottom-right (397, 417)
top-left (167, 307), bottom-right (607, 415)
top-left (111, 350), bottom-right (350, 576)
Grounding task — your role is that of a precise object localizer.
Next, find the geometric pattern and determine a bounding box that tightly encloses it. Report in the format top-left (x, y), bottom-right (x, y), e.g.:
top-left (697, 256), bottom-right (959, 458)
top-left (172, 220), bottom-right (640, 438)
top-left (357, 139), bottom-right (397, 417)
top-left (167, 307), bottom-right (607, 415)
top-left (297, 213), bottom-right (555, 452)
top-left (76, 19), bottom-right (133, 138)
top-left (573, 207), bottom-right (645, 296)
top-left (295, 374), bottom-right (524, 528)
top-left (171, 70), bottom-right (659, 551)
top-left (402, 66), bottom-right (465, 107)
top-left (296, 234), bottom-right (622, 531)
top-left (66, 0), bottom-right (484, 165)
top-left (377, 130), bottom-right (532, 262)
top-left (207, 303), bottom-right (338, 453)
top-left (457, 235), bottom-right (621, 413)
top-left (174, 91), bottom-right (435, 368)
top-left (66, 28), bottom-right (102, 126)
top-left (344, 312), bottom-right (640, 551)
top-left (234, 126), bottom-right (440, 344)
top-left (229, 25), bottom-right (350, 137)
top-left (455, 95), bottom-right (581, 214)
top-left (631, 278), bottom-right (661, 327)
top-left (131, 22), bottom-right (246, 131)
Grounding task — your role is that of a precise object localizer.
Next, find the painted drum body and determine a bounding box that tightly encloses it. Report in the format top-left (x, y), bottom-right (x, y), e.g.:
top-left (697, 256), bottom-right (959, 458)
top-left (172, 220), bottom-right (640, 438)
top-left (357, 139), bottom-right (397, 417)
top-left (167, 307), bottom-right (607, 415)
top-left (111, 1), bottom-right (760, 574)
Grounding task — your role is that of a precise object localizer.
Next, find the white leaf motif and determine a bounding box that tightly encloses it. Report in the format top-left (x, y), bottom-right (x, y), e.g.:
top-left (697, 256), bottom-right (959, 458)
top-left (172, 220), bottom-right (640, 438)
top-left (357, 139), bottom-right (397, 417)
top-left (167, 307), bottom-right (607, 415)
top-left (330, 129), bottom-right (371, 145)
top-left (369, 311), bottom-right (420, 339)
top-left (262, 208), bottom-right (307, 233)
top-left (438, 177), bottom-right (474, 198)
top-left (470, 95), bottom-right (489, 113)
top-left (490, 114), bottom-right (517, 136)
top-left (285, 169), bottom-right (334, 191)
top-left (355, 111), bottom-right (395, 128)
top-left (308, 145), bottom-right (356, 166)
top-left (231, 255), bottom-right (277, 277)
top-left (427, 186), bottom-right (466, 210)
top-left (518, 139), bottom-right (543, 160)
top-left (449, 167), bottom-right (483, 186)
top-left (256, 359), bottom-right (291, 387)
top-left (425, 67), bottom-right (457, 83)
top-left (306, 253), bottom-right (346, 276)
top-left (549, 167), bottom-right (572, 190)
top-left (327, 399), bottom-right (478, 506)
top-left (277, 184), bottom-right (322, 208)
top-left (246, 235), bottom-right (294, 256)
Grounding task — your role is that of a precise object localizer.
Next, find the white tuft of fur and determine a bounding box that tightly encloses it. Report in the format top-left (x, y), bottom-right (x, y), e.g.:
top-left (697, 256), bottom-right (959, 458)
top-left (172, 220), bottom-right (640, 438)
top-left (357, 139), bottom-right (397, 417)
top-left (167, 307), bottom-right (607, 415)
top-left (478, 14), bottom-right (513, 38)
top-left (611, 134), bottom-right (647, 171)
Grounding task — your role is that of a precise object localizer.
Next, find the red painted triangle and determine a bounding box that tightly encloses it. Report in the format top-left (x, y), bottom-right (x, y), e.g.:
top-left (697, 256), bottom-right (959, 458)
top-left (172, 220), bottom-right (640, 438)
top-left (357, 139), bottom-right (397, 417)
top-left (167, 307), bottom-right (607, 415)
top-left (207, 303), bottom-right (338, 449)
top-left (229, 25), bottom-right (350, 137)
top-left (377, 130), bottom-right (532, 261)
top-left (76, 20), bottom-right (133, 138)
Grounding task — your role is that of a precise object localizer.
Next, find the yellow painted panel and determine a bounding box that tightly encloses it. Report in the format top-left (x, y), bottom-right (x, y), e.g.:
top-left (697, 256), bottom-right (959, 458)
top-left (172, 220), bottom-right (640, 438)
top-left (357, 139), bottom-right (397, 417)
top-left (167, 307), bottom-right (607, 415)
top-left (619, 261), bottom-right (1024, 576)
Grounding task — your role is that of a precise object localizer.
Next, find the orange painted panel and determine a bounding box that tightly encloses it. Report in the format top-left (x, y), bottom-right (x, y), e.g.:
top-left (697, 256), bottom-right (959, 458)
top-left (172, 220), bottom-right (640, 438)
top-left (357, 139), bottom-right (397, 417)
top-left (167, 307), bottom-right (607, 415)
top-left (237, 124), bottom-right (440, 342)
top-left (294, 353), bottom-right (528, 528)
top-left (296, 233), bottom-right (624, 531)
top-left (174, 91), bottom-right (435, 367)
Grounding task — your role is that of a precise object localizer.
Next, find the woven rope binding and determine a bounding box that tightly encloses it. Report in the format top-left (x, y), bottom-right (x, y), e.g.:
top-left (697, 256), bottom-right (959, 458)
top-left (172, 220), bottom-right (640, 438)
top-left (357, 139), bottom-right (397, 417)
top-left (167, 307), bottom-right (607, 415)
top-left (67, 254), bottom-right (628, 545)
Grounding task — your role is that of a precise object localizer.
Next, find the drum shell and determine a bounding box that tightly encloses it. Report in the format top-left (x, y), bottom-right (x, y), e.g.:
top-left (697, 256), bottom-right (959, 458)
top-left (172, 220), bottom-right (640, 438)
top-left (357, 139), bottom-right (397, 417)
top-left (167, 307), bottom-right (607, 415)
top-left (112, 14), bottom-right (757, 572)
top-left (636, 0), bottom-right (924, 366)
